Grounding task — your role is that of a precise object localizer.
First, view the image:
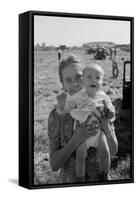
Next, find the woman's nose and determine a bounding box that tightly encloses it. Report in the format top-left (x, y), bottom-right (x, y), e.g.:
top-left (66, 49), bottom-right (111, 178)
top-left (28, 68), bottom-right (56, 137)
top-left (71, 80), bottom-right (77, 88)
top-left (74, 80), bottom-right (78, 86)
top-left (91, 78), bottom-right (96, 82)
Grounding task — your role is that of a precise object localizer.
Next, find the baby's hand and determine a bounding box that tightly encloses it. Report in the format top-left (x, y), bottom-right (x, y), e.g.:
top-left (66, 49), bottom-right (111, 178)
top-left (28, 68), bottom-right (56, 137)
top-left (103, 99), bottom-right (115, 120)
top-left (56, 92), bottom-right (67, 111)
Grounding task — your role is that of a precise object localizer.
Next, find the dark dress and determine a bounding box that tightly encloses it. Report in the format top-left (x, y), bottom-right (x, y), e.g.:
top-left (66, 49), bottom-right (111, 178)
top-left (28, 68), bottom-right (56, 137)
top-left (48, 108), bottom-right (102, 183)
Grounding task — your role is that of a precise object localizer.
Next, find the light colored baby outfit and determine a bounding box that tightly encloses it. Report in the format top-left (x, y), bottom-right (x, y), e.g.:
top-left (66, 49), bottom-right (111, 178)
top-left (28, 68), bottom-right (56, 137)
top-left (57, 88), bottom-right (115, 148)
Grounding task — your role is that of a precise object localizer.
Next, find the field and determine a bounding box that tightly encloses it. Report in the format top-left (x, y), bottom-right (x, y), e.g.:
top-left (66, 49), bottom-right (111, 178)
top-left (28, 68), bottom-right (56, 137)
top-left (34, 48), bottom-right (132, 185)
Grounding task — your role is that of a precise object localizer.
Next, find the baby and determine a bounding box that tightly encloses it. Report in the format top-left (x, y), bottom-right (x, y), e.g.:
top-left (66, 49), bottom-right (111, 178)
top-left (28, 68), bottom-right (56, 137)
top-left (56, 63), bottom-right (115, 181)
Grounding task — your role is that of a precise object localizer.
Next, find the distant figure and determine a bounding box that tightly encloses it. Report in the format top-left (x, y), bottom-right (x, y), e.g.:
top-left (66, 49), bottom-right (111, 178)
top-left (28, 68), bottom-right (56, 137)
top-left (114, 48), bottom-right (118, 57)
top-left (110, 48), bottom-right (113, 60)
top-left (57, 49), bottom-right (62, 61)
top-left (111, 49), bottom-right (119, 79)
top-left (112, 62), bottom-right (119, 79)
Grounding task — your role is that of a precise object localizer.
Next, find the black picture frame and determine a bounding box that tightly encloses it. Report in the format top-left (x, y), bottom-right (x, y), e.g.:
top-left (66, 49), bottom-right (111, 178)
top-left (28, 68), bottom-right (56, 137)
top-left (19, 10), bottom-right (134, 189)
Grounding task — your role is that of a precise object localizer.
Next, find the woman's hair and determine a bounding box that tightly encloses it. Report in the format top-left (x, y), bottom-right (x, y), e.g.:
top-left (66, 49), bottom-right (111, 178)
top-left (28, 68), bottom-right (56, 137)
top-left (59, 55), bottom-right (81, 83)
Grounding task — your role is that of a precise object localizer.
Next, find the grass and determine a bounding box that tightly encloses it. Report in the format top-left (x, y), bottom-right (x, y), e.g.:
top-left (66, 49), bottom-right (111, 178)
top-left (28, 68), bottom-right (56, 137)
top-left (34, 49), bottom-right (132, 185)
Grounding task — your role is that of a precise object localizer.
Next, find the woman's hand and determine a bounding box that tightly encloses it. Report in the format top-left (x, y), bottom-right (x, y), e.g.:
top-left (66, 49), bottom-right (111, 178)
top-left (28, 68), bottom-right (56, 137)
top-left (56, 92), bottom-right (67, 111)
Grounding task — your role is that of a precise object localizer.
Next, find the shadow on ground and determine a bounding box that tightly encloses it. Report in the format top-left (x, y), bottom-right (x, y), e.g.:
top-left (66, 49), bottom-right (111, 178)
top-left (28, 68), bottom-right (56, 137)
top-left (8, 179), bottom-right (18, 185)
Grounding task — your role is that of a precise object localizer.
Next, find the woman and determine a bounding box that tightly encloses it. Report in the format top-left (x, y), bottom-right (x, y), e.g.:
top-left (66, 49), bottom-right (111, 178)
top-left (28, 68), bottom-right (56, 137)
top-left (48, 56), bottom-right (118, 183)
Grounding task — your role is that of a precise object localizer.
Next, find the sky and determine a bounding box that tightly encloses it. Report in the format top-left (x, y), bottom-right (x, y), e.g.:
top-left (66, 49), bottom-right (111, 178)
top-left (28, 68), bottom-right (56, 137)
top-left (34, 15), bottom-right (130, 47)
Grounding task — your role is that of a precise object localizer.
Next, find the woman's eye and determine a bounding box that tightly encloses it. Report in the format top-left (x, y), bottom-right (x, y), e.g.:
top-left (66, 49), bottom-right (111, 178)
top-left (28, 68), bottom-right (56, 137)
top-left (66, 78), bottom-right (72, 83)
top-left (88, 75), bottom-right (91, 79)
top-left (76, 74), bottom-right (82, 81)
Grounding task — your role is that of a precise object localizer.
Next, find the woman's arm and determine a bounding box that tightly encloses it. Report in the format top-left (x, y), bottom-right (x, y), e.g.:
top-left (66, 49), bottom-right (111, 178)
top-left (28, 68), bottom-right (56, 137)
top-left (92, 115), bottom-right (118, 157)
top-left (92, 102), bottom-right (118, 157)
top-left (48, 110), bottom-right (95, 171)
top-left (101, 99), bottom-right (118, 156)
top-left (50, 125), bottom-right (86, 171)
top-left (50, 124), bottom-right (96, 171)
top-left (102, 122), bottom-right (118, 156)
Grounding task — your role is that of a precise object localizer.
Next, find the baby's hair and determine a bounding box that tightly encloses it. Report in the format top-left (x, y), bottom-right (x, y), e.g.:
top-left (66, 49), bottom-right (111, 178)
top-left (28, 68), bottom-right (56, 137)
top-left (83, 63), bottom-right (104, 77)
top-left (59, 55), bottom-right (81, 83)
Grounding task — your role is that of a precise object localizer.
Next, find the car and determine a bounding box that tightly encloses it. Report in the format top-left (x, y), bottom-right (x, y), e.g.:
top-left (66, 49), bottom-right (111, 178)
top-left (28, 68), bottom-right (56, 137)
top-left (94, 48), bottom-right (106, 60)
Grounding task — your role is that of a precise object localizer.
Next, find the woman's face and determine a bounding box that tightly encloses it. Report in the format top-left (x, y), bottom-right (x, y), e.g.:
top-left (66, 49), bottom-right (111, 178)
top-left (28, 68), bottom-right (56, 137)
top-left (62, 64), bottom-right (83, 95)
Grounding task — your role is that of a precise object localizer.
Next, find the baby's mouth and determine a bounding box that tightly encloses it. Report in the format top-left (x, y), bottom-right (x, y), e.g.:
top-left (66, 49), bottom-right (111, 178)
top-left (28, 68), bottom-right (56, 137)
top-left (90, 84), bottom-right (96, 88)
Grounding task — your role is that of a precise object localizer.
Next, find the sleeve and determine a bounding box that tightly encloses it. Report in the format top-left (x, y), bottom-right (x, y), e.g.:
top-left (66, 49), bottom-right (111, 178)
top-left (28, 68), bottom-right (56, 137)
top-left (48, 109), bottom-right (61, 158)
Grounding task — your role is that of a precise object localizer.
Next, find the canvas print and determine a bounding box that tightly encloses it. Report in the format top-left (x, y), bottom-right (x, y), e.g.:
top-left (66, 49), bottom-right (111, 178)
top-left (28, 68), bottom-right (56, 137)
top-left (33, 14), bottom-right (133, 186)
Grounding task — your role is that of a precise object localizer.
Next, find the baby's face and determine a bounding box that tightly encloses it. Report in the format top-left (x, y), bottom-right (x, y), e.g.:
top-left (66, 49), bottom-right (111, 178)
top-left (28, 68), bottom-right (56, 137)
top-left (83, 67), bottom-right (103, 96)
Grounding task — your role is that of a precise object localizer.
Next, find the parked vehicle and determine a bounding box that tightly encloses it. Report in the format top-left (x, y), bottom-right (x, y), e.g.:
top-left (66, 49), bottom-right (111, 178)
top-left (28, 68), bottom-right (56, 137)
top-left (94, 48), bottom-right (106, 60)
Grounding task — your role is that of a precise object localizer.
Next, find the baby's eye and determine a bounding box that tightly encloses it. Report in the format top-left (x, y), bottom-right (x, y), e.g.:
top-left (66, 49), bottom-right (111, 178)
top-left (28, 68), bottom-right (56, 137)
top-left (66, 78), bottom-right (72, 83)
top-left (88, 75), bottom-right (91, 79)
top-left (96, 76), bottom-right (100, 80)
